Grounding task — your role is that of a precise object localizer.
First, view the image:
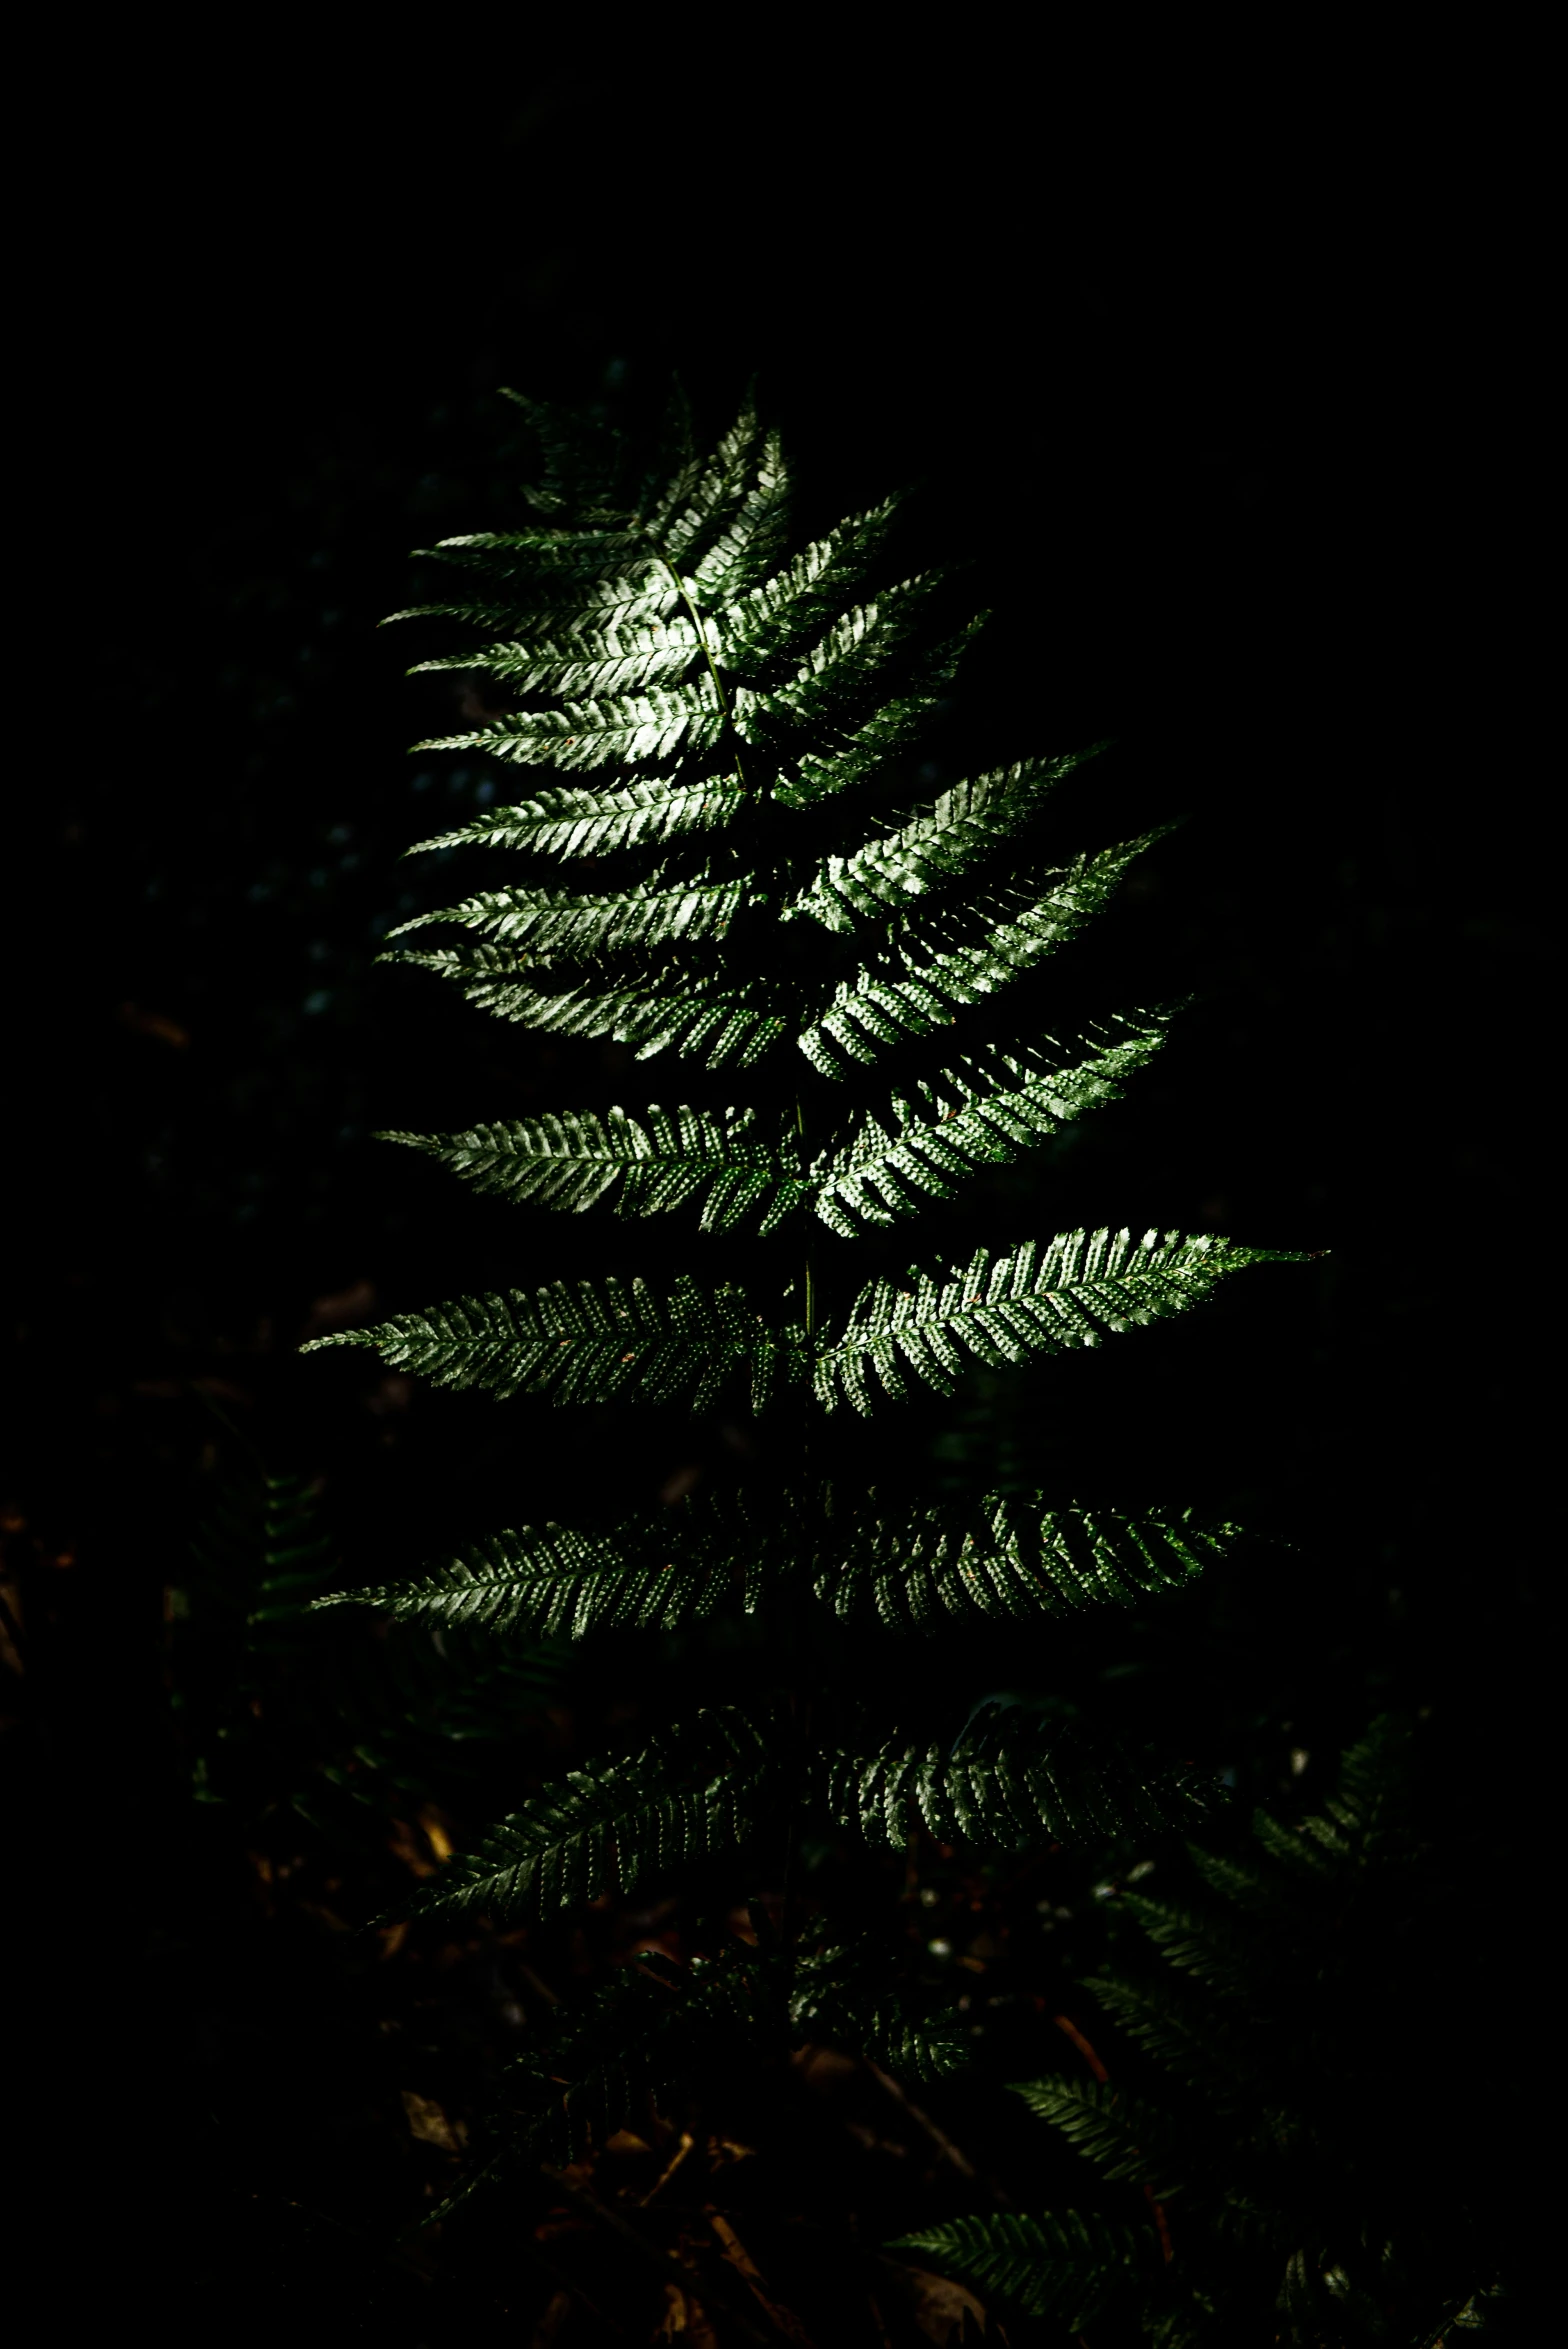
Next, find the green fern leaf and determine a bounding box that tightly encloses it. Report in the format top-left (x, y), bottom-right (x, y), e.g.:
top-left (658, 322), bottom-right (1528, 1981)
top-left (807, 1015), bottom-right (1175, 1233)
top-left (314, 1508), bottom-right (745, 1641)
top-left (415, 679), bottom-right (727, 772)
top-left (1012, 2077), bottom-right (1183, 2199)
top-left (786, 751), bottom-right (1103, 933)
top-left (827, 1717), bottom-right (1213, 1850)
top-left (300, 1275), bottom-right (805, 1412)
top-left (413, 528), bottom-right (658, 595)
top-left (408, 1704), bottom-right (778, 1924)
top-left (816, 1230), bottom-right (1307, 1414)
top-left (380, 947), bottom-right (789, 1066)
top-left (814, 1494), bottom-right (1240, 1629)
top-left (656, 399), bottom-right (772, 569)
top-left (798, 832), bottom-right (1166, 1073)
top-left (403, 769), bottom-right (746, 859)
top-left (315, 1488), bottom-right (1232, 1645)
top-left (775, 649), bottom-right (976, 807)
top-left (379, 1105), bottom-right (802, 1231)
top-left (890, 2209), bottom-right (1145, 2328)
top-left (739, 575), bottom-right (947, 729)
top-left (686, 426), bottom-right (791, 600)
top-left (389, 869), bottom-right (746, 961)
top-left (384, 570), bottom-right (682, 636)
top-left (717, 495), bottom-right (905, 666)
top-left (409, 613), bottom-right (710, 696)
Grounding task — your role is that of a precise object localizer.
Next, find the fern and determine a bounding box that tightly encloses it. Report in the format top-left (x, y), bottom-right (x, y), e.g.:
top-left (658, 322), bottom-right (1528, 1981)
top-left (303, 384), bottom-right (1312, 2181)
top-left (892, 1721), bottom-right (1507, 2340)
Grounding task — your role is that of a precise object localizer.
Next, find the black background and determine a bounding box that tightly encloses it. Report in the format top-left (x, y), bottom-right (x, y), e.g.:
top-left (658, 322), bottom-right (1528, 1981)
top-left (9, 52), bottom-right (1548, 2331)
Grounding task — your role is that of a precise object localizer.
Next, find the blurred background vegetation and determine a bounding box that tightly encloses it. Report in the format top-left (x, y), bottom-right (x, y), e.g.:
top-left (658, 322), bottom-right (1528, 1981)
top-left (7, 55), bottom-right (1544, 2339)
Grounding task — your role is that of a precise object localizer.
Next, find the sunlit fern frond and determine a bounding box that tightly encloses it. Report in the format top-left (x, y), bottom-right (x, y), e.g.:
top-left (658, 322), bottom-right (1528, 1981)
top-left (716, 494), bottom-right (906, 666)
top-left (796, 832), bottom-right (1170, 1075)
top-left (378, 1105), bottom-right (802, 1232)
top-left (807, 1013), bottom-right (1176, 1233)
top-left (811, 1494), bottom-right (1243, 1630)
top-left (816, 1230), bottom-right (1307, 1414)
top-left (313, 1489), bottom-right (1241, 1646)
top-left (301, 1275), bottom-right (805, 1412)
top-left (784, 750), bottom-right (1106, 933)
top-left (377, 947), bottom-right (789, 1066)
top-left (388, 867), bottom-right (748, 961)
top-left (415, 678), bottom-right (728, 773)
top-left (403, 769), bottom-right (747, 859)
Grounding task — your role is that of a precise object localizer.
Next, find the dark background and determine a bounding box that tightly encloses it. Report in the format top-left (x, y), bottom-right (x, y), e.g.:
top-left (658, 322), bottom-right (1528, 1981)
top-left (8, 58), bottom-right (1547, 2334)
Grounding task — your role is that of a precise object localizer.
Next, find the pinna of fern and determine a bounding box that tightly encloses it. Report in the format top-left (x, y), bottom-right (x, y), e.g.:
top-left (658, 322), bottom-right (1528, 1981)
top-left (303, 382), bottom-right (1311, 2154)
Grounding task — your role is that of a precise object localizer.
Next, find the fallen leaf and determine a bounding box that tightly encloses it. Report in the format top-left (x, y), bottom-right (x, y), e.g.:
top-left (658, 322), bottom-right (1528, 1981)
top-left (400, 2090), bottom-right (466, 2152)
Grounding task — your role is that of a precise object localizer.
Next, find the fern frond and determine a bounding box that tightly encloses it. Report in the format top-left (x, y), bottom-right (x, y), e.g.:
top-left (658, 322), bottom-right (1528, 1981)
top-left (380, 948), bottom-right (788, 1066)
top-left (741, 575), bottom-right (947, 727)
top-left (389, 869), bottom-right (746, 960)
top-left (657, 399), bottom-right (769, 570)
top-left (1012, 2077), bottom-right (1183, 2199)
top-left (816, 1230), bottom-right (1306, 1414)
top-left (408, 1703), bottom-right (777, 1924)
top-left (890, 2209), bottom-right (1144, 2328)
top-left (414, 679), bottom-right (726, 772)
top-left (775, 652), bottom-right (976, 808)
top-left (814, 1495), bottom-right (1239, 1630)
top-left (404, 770), bottom-right (746, 859)
top-left (687, 426), bottom-right (791, 600)
top-left (797, 832), bottom-right (1166, 1073)
top-left (786, 751), bottom-right (1102, 932)
top-left (314, 1506), bottom-right (749, 1641)
top-left (409, 613), bottom-right (710, 696)
top-left (807, 1015), bottom-right (1175, 1234)
top-left (717, 496), bottom-right (905, 666)
top-left (379, 1106), bottom-right (801, 1232)
top-left (318, 1488), bottom-right (1232, 1646)
top-left (414, 528), bottom-right (657, 594)
top-left (827, 1715), bottom-right (1213, 1850)
top-left (300, 1275), bottom-right (805, 1412)
top-left (383, 571), bottom-right (681, 635)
